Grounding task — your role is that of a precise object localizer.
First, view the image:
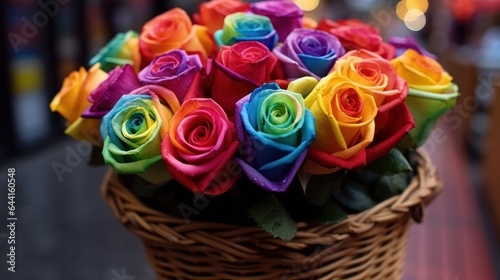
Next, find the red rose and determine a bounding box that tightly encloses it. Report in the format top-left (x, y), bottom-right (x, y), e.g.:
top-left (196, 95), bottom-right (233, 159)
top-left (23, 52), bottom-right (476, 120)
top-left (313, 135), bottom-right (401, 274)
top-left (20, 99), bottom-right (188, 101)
top-left (317, 19), bottom-right (396, 60)
top-left (209, 41), bottom-right (284, 117)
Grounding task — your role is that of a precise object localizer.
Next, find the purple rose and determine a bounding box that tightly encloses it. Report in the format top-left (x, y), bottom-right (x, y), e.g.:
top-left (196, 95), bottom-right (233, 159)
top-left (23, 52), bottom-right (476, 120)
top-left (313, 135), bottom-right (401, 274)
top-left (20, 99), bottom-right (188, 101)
top-left (250, 1), bottom-right (303, 43)
top-left (273, 28), bottom-right (345, 80)
top-left (389, 36), bottom-right (437, 59)
top-left (138, 50), bottom-right (203, 102)
top-left (82, 64), bottom-right (140, 118)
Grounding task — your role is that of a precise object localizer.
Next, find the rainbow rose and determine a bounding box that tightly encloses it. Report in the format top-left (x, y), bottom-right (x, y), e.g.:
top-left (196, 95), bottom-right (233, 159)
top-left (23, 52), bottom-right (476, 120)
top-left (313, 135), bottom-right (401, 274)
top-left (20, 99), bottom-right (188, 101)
top-left (234, 82), bottom-right (315, 192)
top-left (332, 49), bottom-right (407, 108)
top-left (138, 50), bottom-right (204, 103)
top-left (274, 28), bottom-right (345, 80)
top-left (209, 41), bottom-right (284, 117)
top-left (331, 50), bottom-right (415, 158)
top-left (83, 64), bottom-right (141, 118)
top-left (214, 12), bottom-right (278, 50)
top-left (89, 30), bottom-right (140, 73)
top-left (303, 76), bottom-right (378, 174)
top-left (100, 85), bottom-right (180, 184)
top-left (392, 49), bottom-right (459, 148)
top-left (139, 8), bottom-right (215, 67)
top-left (194, 0), bottom-right (250, 35)
top-left (50, 64), bottom-right (108, 145)
top-left (161, 98), bottom-right (240, 195)
top-left (249, 0), bottom-right (303, 42)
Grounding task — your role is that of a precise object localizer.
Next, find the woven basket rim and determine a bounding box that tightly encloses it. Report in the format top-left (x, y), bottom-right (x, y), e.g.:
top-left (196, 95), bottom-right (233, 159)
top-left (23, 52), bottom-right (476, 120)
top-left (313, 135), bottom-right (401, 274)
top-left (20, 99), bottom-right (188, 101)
top-left (101, 148), bottom-right (442, 246)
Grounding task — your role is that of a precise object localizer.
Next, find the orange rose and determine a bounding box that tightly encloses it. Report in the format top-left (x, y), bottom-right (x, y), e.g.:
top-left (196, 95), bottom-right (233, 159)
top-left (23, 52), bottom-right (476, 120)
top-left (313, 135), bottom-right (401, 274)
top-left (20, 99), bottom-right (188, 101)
top-left (139, 8), bottom-right (215, 67)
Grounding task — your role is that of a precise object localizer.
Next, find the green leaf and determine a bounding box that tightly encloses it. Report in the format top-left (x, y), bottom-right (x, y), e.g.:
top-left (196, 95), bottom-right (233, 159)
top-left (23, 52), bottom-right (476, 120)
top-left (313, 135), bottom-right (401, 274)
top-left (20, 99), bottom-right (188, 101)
top-left (247, 195), bottom-right (297, 242)
top-left (364, 148), bottom-right (412, 175)
top-left (353, 168), bottom-right (381, 185)
top-left (372, 171), bottom-right (413, 202)
top-left (333, 173), bottom-right (378, 213)
top-left (309, 199), bottom-right (348, 225)
top-left (305, 171), bottom-right (345, 207)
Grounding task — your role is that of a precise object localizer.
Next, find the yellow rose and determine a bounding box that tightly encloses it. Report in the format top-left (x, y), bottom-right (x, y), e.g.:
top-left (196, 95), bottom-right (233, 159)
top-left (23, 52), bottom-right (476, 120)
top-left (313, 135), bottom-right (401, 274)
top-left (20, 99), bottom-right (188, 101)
top-left (303, 75), bottom-right (377, 174)
top-left (391, 49), bottom-right (452, 93)
top-left (50, 64), bottom-right (108, 144)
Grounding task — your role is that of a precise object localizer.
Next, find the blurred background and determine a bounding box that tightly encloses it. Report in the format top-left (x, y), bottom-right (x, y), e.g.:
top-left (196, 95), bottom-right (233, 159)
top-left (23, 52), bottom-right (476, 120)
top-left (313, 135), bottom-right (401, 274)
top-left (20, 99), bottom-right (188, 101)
top-left (1, 0), bottom-right (500, 279)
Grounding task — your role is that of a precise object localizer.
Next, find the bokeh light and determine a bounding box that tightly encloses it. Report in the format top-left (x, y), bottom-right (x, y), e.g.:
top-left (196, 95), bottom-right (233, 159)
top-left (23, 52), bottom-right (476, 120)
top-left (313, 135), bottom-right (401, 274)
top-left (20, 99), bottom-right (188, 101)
top-left (404, 8), bottom-right (427, 31)
top-left (406, 0), bottom-right (428, 13)
top-left (396, 0), bottom-right (429, 31)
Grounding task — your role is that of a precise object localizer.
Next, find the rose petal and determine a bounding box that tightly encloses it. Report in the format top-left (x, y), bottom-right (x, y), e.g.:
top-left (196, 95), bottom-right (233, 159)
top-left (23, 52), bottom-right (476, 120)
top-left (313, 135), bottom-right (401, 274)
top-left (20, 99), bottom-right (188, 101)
top-left (83, 64), bottom-right (140, 118)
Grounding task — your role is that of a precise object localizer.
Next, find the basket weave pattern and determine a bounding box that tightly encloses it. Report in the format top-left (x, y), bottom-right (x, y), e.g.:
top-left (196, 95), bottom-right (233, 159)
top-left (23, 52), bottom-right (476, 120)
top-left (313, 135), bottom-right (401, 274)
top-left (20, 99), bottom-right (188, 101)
top-left (101, 149), bottom-right (442, 280)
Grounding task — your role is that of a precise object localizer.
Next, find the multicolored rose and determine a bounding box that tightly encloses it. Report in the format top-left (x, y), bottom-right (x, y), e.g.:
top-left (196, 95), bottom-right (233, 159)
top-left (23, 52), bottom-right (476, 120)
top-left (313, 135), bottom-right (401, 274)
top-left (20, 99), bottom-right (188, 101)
top-left (139, 8), bottom-right (215, 67)
top-left (138, 50), bottom-right (203, 102)
top-left (392, 49), bottom-right (459, 148)
top-left (194, 0), bottom-right (250, 35)
top-left (214, 12), bottom-right (278, 50)
top-left (302, 49), bottom-right (415, 174)
top-left (274, 28), bottom-right (345, 80)
top-left (83, 64), bottom-right (141, 118)
top-left (100, 85), bottom-right (180, 184)
top-left (89, 30), bottom-right (140, 73)
top-left (50, 64), bottom-right (108, 145)
top-left (49, 0), bottom-right (459, 205)
top-left (332, 49), bottom-right (407, 108)
top-left (234, 82), bottom-right (315, 192)
top-left (161, 98), bottom-right (240, 195)
top-left (209, 41), bottom-right (284, 117)
top-left (332, 50), bottom-right (415, 160)
top-left (303, 76), bottom-right (378, 174)
top-left (391, 49), bottom-right (452, 93)
top-left (249, 0), bottom-right (303, 42)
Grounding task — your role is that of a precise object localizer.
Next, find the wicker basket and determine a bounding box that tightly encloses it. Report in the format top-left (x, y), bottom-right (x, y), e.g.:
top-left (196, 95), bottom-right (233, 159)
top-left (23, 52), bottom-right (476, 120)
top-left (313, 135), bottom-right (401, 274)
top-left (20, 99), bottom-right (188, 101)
top-left (101, 149), bottom-right (442, 280)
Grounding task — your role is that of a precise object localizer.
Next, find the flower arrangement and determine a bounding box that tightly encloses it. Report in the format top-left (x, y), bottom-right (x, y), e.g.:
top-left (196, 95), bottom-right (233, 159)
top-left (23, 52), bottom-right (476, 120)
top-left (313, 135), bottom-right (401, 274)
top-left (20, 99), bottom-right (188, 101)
top-left (50, 0), bottom-right (459, 242)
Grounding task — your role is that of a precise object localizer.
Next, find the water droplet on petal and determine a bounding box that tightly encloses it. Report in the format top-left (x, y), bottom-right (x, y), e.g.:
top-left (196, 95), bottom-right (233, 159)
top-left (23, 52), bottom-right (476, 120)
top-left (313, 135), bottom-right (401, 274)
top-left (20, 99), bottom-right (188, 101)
top-left (282, 179), bottom-right (287, 184)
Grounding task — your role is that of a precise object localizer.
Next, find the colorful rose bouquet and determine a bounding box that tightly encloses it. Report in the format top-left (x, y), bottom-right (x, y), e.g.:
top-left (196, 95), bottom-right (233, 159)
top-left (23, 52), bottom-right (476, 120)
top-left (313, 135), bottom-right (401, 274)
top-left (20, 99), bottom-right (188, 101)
top-left (50, 0), bottom-right (459, 241)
